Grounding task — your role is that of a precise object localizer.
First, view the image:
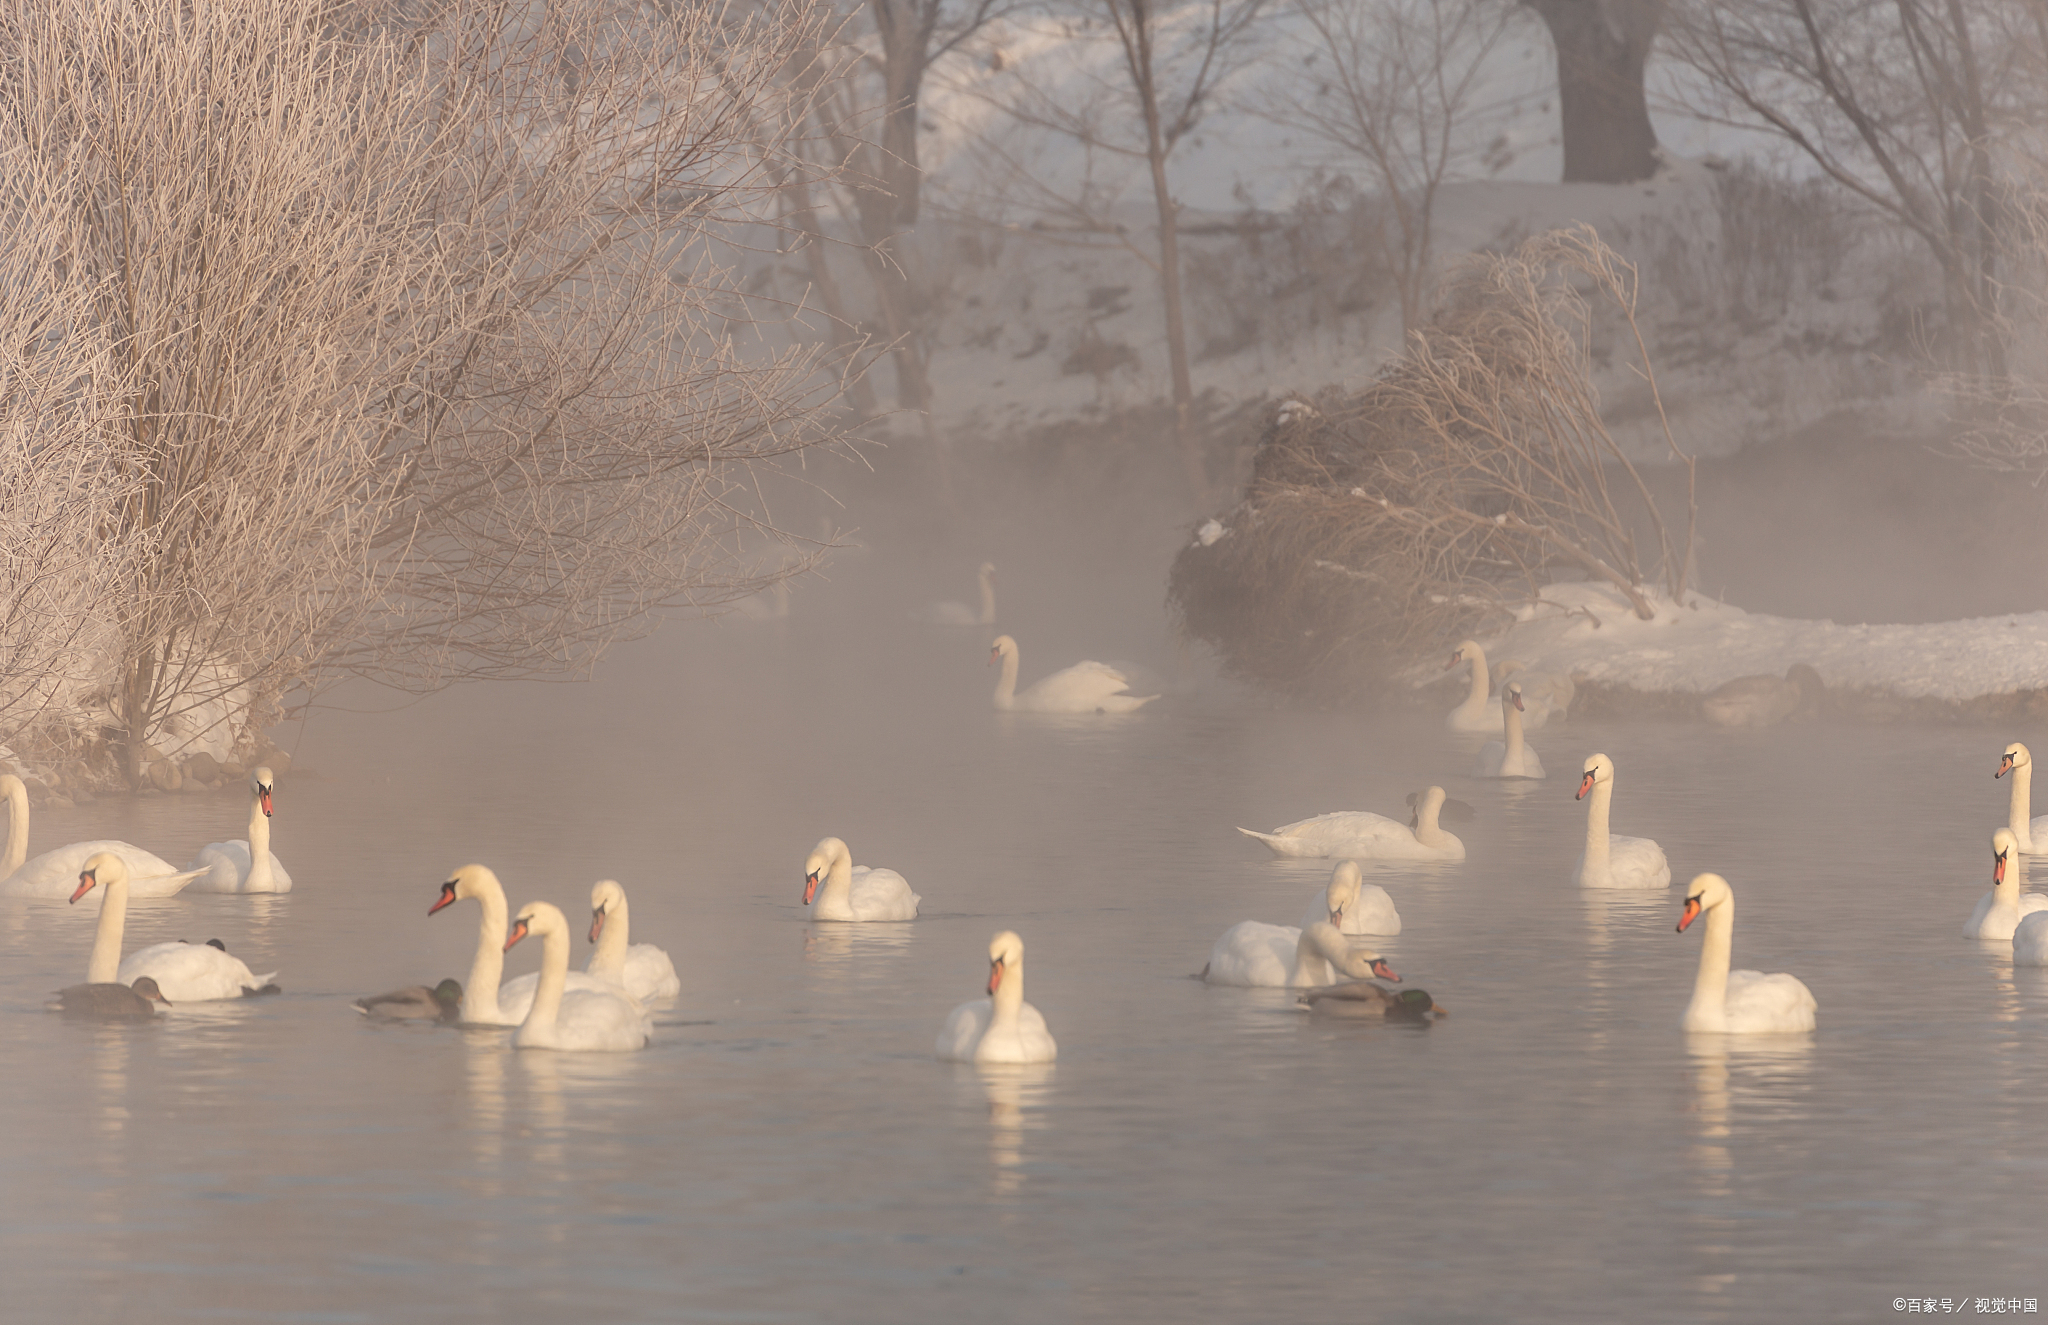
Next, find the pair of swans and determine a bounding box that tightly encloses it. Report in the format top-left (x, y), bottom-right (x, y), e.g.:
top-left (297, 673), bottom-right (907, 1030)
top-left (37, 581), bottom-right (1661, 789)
top-left (427, 865), bottom-right (669, 1049)
top-left (1445, 639), bottom-right (1567, 733)
top-left (1964, 829), bottom-right (2048, 941)
top-left (1238, 785), bottom-right (1465, 862)
top-left (919, 563), bottom-right (997, 626)
top-left (0, 766), bottom-right (289, 897)
top-left (1575, 754), bottom-right (1670, 889)
top-left (68, 853), bottom-right (280, 1001)
top-left (989, 635), bottom-right (1157, 714)
top-left (1677, 872), bottom-right (1816, 1034)
top-left (1201, 919), bottom-right (1399, 989)
top-left (936, 930), bottom-right (1057, 1064)
top-left (1473, 684), bottom-right (1546, 779)
top-left (1297, 860), bottom-right (1401, 936)
top-left (1994, 743), bottom-right (2048, 853)
top-left (802, 837), bottom-right (920, 921)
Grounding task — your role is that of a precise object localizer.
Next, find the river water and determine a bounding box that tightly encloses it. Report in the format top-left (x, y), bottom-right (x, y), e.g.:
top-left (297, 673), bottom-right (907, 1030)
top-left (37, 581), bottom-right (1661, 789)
top-left (2, 537), bottom-right (2045, 1324)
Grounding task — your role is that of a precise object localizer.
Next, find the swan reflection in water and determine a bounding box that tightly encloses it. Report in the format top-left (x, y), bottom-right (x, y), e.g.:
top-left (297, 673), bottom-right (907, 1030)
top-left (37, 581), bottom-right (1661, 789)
top-left (957, 1064), bottom-right (1054, 1198)
top-left (801, 919), bottom-right (916, 976)
top-left (1685, 1033), bottom-right (1814, 1302)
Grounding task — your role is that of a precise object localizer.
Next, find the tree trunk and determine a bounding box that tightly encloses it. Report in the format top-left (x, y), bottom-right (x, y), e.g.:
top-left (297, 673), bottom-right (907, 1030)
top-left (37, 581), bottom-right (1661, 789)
top-left (1528, 0), bottom-right (1663, 183)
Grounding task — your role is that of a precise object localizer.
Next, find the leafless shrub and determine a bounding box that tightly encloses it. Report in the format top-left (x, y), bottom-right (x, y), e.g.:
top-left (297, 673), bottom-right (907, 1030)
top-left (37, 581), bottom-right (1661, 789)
top-left (1170, 226), bottom-right (1696, 700)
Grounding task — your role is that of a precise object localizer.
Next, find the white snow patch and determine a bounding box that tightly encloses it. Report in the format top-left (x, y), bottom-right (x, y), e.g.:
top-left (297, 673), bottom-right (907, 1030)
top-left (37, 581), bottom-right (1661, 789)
top-left (1196, 519), bottom-right (1229, 547)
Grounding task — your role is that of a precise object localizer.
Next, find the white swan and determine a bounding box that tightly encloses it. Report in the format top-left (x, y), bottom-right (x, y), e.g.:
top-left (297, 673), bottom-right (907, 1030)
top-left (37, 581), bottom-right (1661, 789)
top-left (2014, 911), bottom-right (2048, 966)
top-left (989, 634), bottom-right (1158, 714)
top-left (187, 766), bottom-right (292, 893)
top-left (1964, 828), bottom-right (2048, 941)
top-left (1676, 872), bottom-right (1816, 1034)
top-left (67, 853), bottom-right (280, 1001)
top-left (428, 864), bottom-right (619, 1025)
top-left (1238, 785), bottom-right (1465, 862)
top-left (503, 901), bottom-right (651, 1052)
top-left (1444, 639), bottom-right (1500, 732)
top-left (587, 879), bottom-right (681, 999)
top-left (1574, 754), bottom-right (1670, 889)
top-left (1490, 659), bottom-right (1573, 728)
top-left (0, 774), bottom-right (203, 899)
top-left (936, 930), bottom-right (1057, 1064)
top-left (1994, 743), bottom-right (2048, 853)
top-left (1701, 664), bottom-right (1824, 727)
top-left (802, 837), bottom-right (920, 922)
top-left (1473, 684), bottom-right (1546, 779)
top-left (919, 562), bottom-right (997, 626)
top-left (1203, 920), bottom-right (1398, 988)
top-left (1297, 860), bottom-right (1402, 936)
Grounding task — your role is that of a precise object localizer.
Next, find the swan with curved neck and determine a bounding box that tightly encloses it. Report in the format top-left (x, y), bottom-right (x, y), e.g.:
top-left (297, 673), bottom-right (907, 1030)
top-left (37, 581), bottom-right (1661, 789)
top-left (428, 864), bottom-right (616, 1024)
top-left (1298, 859), bottom-right (1402, 936)
top-left (71, 852), bottom-right (278, 1000)
top-left (188, 767), bottom-right (292, 893)
top-left (1239, 785), bottom-right (1465, 862)
top-left (988, 635), bottom-right (1158, 714)
top-left (1965, 828), bottom-right (2048, 940)
top-left (0, 775), bottom-right (202, 898)
top-left (1995, 743), bottom-right (2048, 853)
top-left (1474, 684), bottom-right (1545, 779)
top-left (1676, 872), bottom-right (1815, 1033)
top-left (801, 837), bottom-right (920, 922)
top-left (587, 879), bottom-right (681, 999)
top-left (1574, 754), bottom-right (1669, 889)
top-left (1444, 639), bottom-right (1499, 733)
top-left (503, 901), bottom-right (651, 1051)
top-left (1202, 920), bottom-right (1400, 989)
top-left (936, 930), bottom-right (1058, 1063)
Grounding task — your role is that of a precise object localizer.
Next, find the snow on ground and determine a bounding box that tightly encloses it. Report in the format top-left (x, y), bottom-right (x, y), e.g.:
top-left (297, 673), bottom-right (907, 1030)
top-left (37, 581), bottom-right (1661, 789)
top-left (1450, 582), bottom-right (2048, 702)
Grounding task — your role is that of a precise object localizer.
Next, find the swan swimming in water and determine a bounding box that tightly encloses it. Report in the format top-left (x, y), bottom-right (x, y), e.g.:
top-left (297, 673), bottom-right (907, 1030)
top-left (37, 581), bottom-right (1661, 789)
top-left (428, 864), bottom-right (620, 1024)
top-left (187, 766), bottom-right (292, 893)
top-left (936, 930), bottom-right (1057, 1064)
top-left (586, 879), bottom-right (681, 998)
top-left (1963, 828), bottom-right (2048, 941)
top-left (988, 635), bottom-right (1158, 714)
top-left (1473, 684), bottom-right (1545, 779)
top-left (1573, 754), bottom-right (1669, 889)
top-left (1297, 860), bottom-right (1402, 936)
top-left (69, 853), bottom-right (280, 1001)
top-left (0, 775), bottom-right (202, 899)
top-left (802, 837), bottom-right (920, 922)
top-left (503, 901), bottom-right (652, 1052)
top-left (918, 563), bottom-right (997, 626)
top-left (1676, 872), bottom-right (1816, 1034)
top-left (1201, 920), bottom-right (1399, 989)
top-left (1239, 785), bottom-right (1464, 862)
top-left (1994, 743), bottom-right (2048, 853)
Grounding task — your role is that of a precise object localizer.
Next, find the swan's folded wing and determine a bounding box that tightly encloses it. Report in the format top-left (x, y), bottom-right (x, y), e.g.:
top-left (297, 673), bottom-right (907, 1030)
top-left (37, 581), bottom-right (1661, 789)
top-left (1724, 970), bottom-right (1816, 1033)
top-left (936, 997), bottom-right (992, 1061)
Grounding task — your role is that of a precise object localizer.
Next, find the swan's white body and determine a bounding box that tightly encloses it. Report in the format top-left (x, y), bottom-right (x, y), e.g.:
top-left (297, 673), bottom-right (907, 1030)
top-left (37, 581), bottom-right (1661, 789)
top-left (587, 879), bottom-right (680, 1000)
top-left (1202, 920), bottom-right (1397, 989)
top-left (2014, 912), bottom-right (2048, 966)
top-left (936, 930), bottom-right (1057, 1064)
top-left (429, 865), bottom-right (619, 1025)
top-left (504, 901), bottom-right (651, 1052)
top-left (1239, 785), bottom-right (1464, 862)
top-left (1995, 743), bottom-right (2048, 854)
top-left (1574, 754), bottom-right (1670, 889)
top-left (802, 837), bottom-right (919, 922)
top-left (1701, 665), bottom-right (1822, 727)
top-left (1677, 872), bottom-right (1816, 1034)
top-left (1473, 684), bottom-right (1545, 779)
top-left (1297, 860), bottom-right (1401, 936)
top-left (70, 853), bottom-right (278, 1001)
top-left (0, 776), bottom-right (202, 899)
top-left (1964, 829), bottom-right (2048, 941)
top-left (989, 634), bottom-right (1157, 714)
top-left (188, 767), bottom-right (292, 893)
top-left (920, 563), bottom-right (997, 626)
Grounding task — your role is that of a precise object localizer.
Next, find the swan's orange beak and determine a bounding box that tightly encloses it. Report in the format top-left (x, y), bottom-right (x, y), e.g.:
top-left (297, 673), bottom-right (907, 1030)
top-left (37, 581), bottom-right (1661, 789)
top-left (1998, 754), bottom-right (2014, 778)
top-left (987, 958), bottom-right (1004, 996)
top-left (1328, 908), bottom-right (1344, 927)
top-left (503, 919), bottom-right (529, 952)
top-left (1511, 689), bottom-right (1525, 712)
top-left (589, 908), bottom-right (606, 944)
top-left (1370, 958), bottom-right (1400, 982)
top-left (803, 870), bottom-right (820, 906)
top-left (70, 868), bottom-right (98, 905)
top-left (258, 787), bottom-right (273, 817)
top-left (428, 881), bottom-right (458, 915)
top-left (1677, 897), bottom-right (1702, 932)
top-left (1577, 771), bottom-right (1596, 800)
top-left (1994, 851), bottom-right (2008, 885)
top-left (1444, 649), bottom-right (1462, 670)
top-left (987, 645), bottom-right (1000, 667)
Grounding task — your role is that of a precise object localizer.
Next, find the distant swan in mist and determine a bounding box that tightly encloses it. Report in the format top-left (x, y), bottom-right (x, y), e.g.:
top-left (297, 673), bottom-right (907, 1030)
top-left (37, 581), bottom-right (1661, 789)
top-left (1964, 829), bottom-right (2048, 941)
top-left (429, 864), bottom-right (619, 1025)
top-left (802, 837), bottom-right (919, 922)
top-left (1701, 664), bottom-right (1824, 727)
top-left (1994, 743), bottom-right (2048, 853)
top-left (586, 879), bottom-right (680, 999)
top-left (1473, 684), bottom-right (1545, 779)
top-left (1238, 785), bottom-right (1465, 862)
top-left (1297, 860), bottom-right (1401, 936)
top-left (0, 774), bottom-right (202, 899)
top-left (918, 562), bottom-right (997, 626)
top-left (1574, 754), bottom-right (1669, 889)
top-left (70, 853), bottom-right (279, 1001)
top-left (1201, 920), bottom-right (1398, 989)
top-left (187, 766), bottom-right (292, 893)
top-left (503, 901), bottom-right (651, 1052)
top-left (936, 930), bottom-right (1057, 1064)
top-left (988, 635), bottom-right (1158, 714)
top-left (1676, 873), bottom-right (1815, 1034)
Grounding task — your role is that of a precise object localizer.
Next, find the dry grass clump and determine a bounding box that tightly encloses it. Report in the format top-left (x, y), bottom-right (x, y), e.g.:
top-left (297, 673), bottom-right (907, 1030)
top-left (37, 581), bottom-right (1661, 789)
top-left (1169, 226), bottom-right (1696, 701)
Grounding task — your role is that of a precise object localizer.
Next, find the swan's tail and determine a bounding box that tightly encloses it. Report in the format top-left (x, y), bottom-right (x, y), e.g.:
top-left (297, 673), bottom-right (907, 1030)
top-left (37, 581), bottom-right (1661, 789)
top-left (1235, 826), bottom-right (1315, 857)
top-left (241, 973), bottom-right (281, 997)
top-left (137, 865), bottom-right (209, 896)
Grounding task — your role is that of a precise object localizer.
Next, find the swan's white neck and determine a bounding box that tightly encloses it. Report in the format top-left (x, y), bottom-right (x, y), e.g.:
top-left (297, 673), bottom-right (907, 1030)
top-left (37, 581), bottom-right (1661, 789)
top-left (1, 778), bottom-right (25, 877)
top-left (993, 646), bottom-right (1019, 710)
top-left (590, 895), bottom-right (631, 974)
top-left (525, 920), bottom-right (570, 1035)
top-left (245, 788), bottom-right (274, 890)
top-left (1992, 854), bottom-right (2024, 912)
top-left (1462, 643), bottom-right (1489, 711)
top-left (464, 881), bottom-right (510, 1022)
top-left (2010, 761), bottom-right (2035, 850)
top-left (818, 847), bottom-right (855, 914)
top-left (1412, 796), bottom-right (1449, 847)
top-left (1503, 698), bottom-right (1525, 765)
top-left (1582, 778), bottom-right (1613, 879)
top-left (990, 957), bottom-right (1026, 1036)
top-left (1684, 896), bottom-right (1734, 1032)
top-left (88, 876), bottom-right (130, 984)
top-left (1292, 926), bottom-right (1341, 986)
top-left (978, 570), bottom-right (996, 626)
